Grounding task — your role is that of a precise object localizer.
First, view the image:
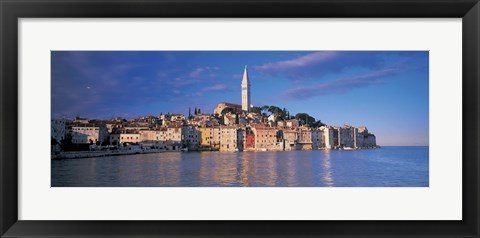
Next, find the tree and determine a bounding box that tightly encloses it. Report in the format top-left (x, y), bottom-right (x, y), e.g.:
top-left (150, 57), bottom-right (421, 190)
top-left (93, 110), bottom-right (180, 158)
top-left (294, 113), bottom-right (326, 127)
top-left (261, 105), bottom-right (270, 114)
top-left (295, 113), bottom-right (316, 127)
top-left (194, 107), bottom-right (198, 115)
top-left (197, 108), bottom-right (201, 114)
top-left (312, 120), bottom-right (326, 128)
top-left (212, 113), bottom-right (224, 125)
top-left (221, 107), bottom-right (235, 115)
top-left (188, 107), bottom-right (191, 118)
top-left (268, 105), bottom-right (282, 115)
top-left (250, 106), bottom-right (261, 114)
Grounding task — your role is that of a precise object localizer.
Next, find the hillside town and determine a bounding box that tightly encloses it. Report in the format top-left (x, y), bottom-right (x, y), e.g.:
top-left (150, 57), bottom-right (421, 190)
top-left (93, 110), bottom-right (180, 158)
top-left (51, 66), bottom-right (377, 156)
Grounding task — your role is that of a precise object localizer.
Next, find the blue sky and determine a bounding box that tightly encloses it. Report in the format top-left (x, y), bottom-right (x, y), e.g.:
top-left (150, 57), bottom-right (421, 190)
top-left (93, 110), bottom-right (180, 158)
top-left (51, 51), bottom-right (429, 146)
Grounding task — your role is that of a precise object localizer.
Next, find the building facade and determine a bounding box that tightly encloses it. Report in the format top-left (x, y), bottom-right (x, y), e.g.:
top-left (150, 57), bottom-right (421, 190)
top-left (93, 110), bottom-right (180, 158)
top-left (71, 124), bottom-right (108, 144)
top-left (219, 126), bottom-right (243, 151)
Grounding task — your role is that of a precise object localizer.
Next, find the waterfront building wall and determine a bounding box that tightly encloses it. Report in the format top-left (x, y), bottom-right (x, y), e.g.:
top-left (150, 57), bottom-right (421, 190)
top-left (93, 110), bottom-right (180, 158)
top-left (182, 125), bottom-right (200, 150)
top-left (211, 126), bottom-right (222, 150)
top-left (219, 126), bottom-right (242, 151)
top-left (283, 129), bottom-right (298, 151)
top-left (71, 125), bottom-right (108, 144)
top-left (244, 127), bottom-right (255, 150)
top-left (339, 125), bottom-right (355, 148)
top-left (311, 129), bottom-right (324, 150)
top-left (198, 127), bottom-right (212, 147)
top-left (252, 126), bottom-right (278, 151)
top-left (119, 133), bottom-right (141, 144)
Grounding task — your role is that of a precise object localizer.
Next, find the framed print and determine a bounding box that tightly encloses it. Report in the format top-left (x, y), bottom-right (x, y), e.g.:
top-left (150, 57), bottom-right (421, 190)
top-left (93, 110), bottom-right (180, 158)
top-left (1, 0), bottom-right (479, 237)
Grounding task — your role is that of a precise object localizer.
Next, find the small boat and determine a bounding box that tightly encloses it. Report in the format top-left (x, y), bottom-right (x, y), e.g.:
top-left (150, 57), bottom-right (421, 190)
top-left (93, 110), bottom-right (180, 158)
top-left (181, 148), bottom-right (188, 152)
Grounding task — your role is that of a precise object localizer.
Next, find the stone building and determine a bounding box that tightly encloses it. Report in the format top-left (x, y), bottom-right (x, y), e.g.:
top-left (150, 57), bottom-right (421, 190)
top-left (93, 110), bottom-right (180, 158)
top-left (311, 129), bottom-right (324, 150)
top-left (182, 125), bottom-right (200, 150)
top-left (338, 125), bottom-right (355, 148)
top-left (119, 133), bottom-right (141, 144)
top-left (297, 127), bottom-right (313, 150)
top-left (211, 126), bottom-right (222, 150)
top-left (198, 127), bottom-right (212, 148)
top-left (282, 129), bottom-right (298, 151)
top-left (214, 102), bottom-right (242, 115)
top-left (286, 119), bottom-right (300, 128)
top-left (244, 126), bottom-right (255, 150)
top-left (71, 124), bottom-right (108, 145)
top-left (354, 127), bottom-right (377, 148)
top-left (252, 125), bottom-right (278, 151)
top-left (224, 113), bottom-right (237, 126)
top-left (219, 126), bottom-right (243, 151)
top-left (320, 126), bottom-right (335, 149)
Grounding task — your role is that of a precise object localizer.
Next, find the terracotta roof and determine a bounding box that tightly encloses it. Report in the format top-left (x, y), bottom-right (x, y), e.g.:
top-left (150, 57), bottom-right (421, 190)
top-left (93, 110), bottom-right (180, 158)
top-left (219, 102), bottom-right (241, 107)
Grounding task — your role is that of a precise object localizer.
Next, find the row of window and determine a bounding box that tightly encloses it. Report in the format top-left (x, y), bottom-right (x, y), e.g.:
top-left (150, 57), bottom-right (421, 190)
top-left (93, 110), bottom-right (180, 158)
top-left (74, 128), bottom-right (99, 131)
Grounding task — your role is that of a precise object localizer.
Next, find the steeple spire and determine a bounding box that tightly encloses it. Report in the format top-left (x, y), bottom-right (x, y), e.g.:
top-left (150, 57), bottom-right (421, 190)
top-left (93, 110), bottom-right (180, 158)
top-left (242, 65), bottom-right (249, 84)
top-left (241, 65), bottom-right (251, 112)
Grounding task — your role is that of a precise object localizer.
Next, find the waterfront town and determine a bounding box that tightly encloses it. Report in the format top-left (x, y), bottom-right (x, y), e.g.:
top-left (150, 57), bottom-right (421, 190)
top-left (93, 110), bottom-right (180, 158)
top-left (51, 66), bottom-right (377, 157)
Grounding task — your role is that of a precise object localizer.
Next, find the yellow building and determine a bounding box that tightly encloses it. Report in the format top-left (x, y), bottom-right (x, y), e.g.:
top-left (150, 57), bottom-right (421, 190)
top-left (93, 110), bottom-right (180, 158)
top-left (198, 127), bottom-right (212, 147)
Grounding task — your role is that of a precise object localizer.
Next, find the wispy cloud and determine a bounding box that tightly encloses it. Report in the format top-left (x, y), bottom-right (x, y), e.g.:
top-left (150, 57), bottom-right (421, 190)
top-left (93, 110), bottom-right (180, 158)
top-left (282, 68), bottom-right (398, 100)
top-left (203, 84), bottom-right (229, 91)
top-left (255, 51), bottom-right (337, 71)
top-left (186, 92), bottom-right (203, 97)
top-left (169, 66), bottom-right (220, 87)
top-left (189, 66), bottom-right (220, 78)
top-left (253, 51), bottom-right (385, 81)
top-left (189, 68), bottom-right (204, 78)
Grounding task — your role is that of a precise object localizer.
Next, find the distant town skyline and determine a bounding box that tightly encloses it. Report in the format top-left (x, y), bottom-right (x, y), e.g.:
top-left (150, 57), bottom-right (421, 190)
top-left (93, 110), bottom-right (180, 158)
top-left (51, 51), bottom-right (429, 146)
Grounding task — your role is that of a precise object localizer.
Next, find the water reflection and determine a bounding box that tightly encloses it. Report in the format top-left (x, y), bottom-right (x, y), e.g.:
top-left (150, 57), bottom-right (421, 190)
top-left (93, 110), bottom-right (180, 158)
top-left (51, 147), bottom-right (429, 187)
top-left (239, 152), bottom-right (253, 186)
top-left (322, 151), bottom-right (334, 187)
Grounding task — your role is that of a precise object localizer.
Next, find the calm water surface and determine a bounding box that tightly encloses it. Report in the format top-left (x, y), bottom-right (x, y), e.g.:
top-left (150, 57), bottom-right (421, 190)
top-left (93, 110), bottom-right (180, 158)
top-left (51, 146), bottom-right (428, 187)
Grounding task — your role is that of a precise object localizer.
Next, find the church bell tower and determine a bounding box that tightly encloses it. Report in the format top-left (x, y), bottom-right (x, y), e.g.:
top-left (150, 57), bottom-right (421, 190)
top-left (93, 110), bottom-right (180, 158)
top-left (241, 65), bottom-right (251, 112)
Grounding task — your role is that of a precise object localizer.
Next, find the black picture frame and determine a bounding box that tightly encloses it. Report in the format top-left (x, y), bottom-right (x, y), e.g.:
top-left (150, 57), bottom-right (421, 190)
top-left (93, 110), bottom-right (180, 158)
top-left (1, 0), bottom-right (479, 237)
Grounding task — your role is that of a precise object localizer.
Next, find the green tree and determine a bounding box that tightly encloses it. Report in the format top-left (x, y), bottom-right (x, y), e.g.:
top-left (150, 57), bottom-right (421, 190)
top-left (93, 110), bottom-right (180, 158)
top-left (294, 113), bottom-right (326, 127)
top-left (221, 107), bottom-right (235, 115)
top-left (250, 106), bottom-right (261, 114)
top-left (295, 113), bottom-right (316, 127)
top-left (261, 105), bottom-right (270, 114)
